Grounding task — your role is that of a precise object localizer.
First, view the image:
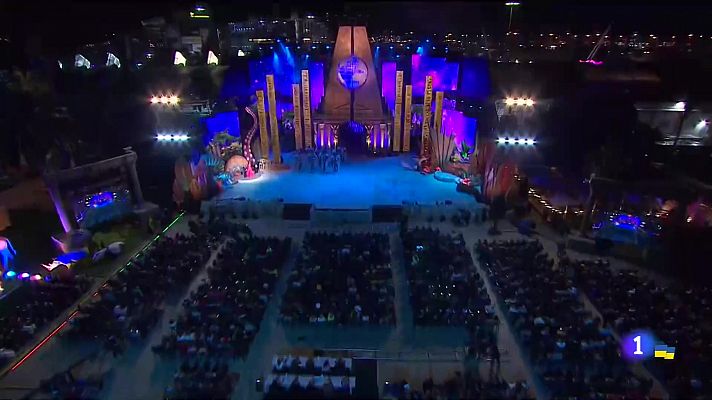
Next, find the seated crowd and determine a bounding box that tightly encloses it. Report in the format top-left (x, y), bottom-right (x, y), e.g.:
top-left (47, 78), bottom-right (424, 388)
top-left (384, 372), bottom-right (528, 400)
top-left (154, 234), bottom-right (290, 358)
top-left (163, 357), bottom-right (237, 400)
top-left (0, 275), bottom-right (91, 368)
top-left (403, 227), bottom-right (493, 326)
top-left (476, 239), bottom-right (652, 399)
top-left (265, 354), bottom-right (355, 400)
top-left (281, 232), bottom-right (395, 325)
top-left (569, 258), bottom-right (712, 399)
top-left (71, 227), bottom-right (214, 343)
top-left (272, 354), bottom-right (353, 376)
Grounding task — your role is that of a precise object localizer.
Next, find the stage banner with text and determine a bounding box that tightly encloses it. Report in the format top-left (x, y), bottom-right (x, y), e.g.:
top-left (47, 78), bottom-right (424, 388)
top-left (421, 76), bottom-right (434, 156)
top-left (433, 91), bottom-right (444, 137)
top-left (292, 83), bottom-right (303, 150)
top-left (266, 75), bottom-right (281, 163)
top-left (301, 70), bottom-right (313, 148)
top-left (403, 85), bottom-right (413, 152)
top-left (256, 90), bottom-right (269, 159)
top-left (393, 70), bottom-right (404, 152)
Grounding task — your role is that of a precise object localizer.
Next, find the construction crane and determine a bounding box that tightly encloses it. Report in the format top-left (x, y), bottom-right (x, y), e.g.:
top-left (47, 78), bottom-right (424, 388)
top-left (579, 23), bottom-right (611, 65)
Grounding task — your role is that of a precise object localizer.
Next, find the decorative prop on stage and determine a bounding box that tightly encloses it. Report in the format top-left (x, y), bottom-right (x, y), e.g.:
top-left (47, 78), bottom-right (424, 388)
top-left (0, 237), bottom-right (16, 273)
top-left (431, 125), bottom-right (456, 171)
top-left (172, 156), bottom-right (220, 210)
top-left (301, 70), bottom-right (313, 148)
top-left (256, 90), bottom-right (270, 161)
top-left (292, 84), bottom-right (304, 150)
top-left (393, 70), bottom-right (404, 152)
top-left (266, 75), bottom-right (282, 164)
top-left (365, 124), bottom-right (374, 151)
top-left (244, 106), bottom-right (258, 169)
top-left (403, 85), bottom-right (413, 152)
top-left (422, 76), bottom-right (434, 158)
top-left (330, 124), bottom-right (340, 147)
top-left (433, 91), bottom-right (444, 141)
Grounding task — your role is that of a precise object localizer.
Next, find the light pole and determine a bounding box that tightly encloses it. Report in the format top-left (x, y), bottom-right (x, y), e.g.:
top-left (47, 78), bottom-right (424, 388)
top-left (505, 2), bottom-right (520, 32)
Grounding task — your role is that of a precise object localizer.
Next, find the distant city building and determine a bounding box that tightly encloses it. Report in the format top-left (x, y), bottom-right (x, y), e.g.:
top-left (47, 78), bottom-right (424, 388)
top-left (227, 13), bottom-right (332, 56)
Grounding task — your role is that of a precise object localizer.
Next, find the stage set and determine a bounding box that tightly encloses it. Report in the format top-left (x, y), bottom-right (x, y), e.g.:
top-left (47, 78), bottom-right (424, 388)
top-left (206, 25), bottom-right (490, 215)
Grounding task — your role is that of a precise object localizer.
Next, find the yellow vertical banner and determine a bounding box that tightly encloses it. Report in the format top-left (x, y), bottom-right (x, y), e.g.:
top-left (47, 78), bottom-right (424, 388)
top-left (433, 91), bottom-right (444, 137)
top-left (256, 90), bottom-right (269, 160)
top-left (292, 83), bottom-right (303, 150)
top-left (393, 70), bottom-right (404, 152)
top-left (301, 70), bottom-right (313, 148)
top-left (266, 75), bottom-right (281, 164)
top-left (421, 75), bottom-right (433, 156)
top-left (403, 85), bottom-right (413, 152)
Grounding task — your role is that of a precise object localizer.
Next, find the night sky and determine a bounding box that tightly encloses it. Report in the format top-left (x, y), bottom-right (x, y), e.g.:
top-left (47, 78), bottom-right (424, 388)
top-left (1, 1), bottom-right (711, 55)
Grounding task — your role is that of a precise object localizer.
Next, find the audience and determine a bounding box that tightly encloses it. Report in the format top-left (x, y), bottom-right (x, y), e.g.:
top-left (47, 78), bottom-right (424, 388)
top-left (0, 274), bottom-right (91, 368)
top-left (154, 234), bottom-right (289, 359)
top-left (281, 232), bottom-right (395, 325)
top-left (476, 239), bottom-right (652, 399)
top-left (163, 357), bottom-right (237, 400)
top-left (570, 258), bottom-right (712, 399)
top-left (70, 228), bottom-right (214, 342)
top-left (384, 372), bottom-right (528, 400)
top-left (403, 227), bottom-right (493, 327)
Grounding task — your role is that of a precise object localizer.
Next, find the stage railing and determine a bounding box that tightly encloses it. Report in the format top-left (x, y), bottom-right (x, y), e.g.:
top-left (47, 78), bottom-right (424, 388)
top-left (402, 201), bottom-right (488, 223)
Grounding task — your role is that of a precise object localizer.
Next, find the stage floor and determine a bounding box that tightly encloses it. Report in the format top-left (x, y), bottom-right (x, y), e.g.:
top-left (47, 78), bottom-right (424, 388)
top-left (216, 153), bottom-right (475, 209)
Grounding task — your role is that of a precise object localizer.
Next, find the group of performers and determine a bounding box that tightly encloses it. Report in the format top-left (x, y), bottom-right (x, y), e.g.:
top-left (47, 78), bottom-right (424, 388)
top-left (294, 147), bottom-right (346, 173)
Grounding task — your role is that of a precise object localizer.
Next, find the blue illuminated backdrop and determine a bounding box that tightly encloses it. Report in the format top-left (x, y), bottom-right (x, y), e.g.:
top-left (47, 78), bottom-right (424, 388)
top-left (411, 55), bottom-right (459, 94)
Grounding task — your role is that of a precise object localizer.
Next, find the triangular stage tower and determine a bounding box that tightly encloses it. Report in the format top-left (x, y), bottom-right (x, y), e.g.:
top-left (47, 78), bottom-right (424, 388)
top-left (313, 26), bottom-right (390, 152)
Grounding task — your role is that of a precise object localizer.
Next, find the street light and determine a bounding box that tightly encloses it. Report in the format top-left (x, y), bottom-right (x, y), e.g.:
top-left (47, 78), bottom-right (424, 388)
top-left (505, 2), bottom-right (521, 32)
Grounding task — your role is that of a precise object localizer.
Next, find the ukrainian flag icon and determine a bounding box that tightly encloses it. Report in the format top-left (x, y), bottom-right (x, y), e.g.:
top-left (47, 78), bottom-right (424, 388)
top-left (654, 345), bottom-right (675, 360)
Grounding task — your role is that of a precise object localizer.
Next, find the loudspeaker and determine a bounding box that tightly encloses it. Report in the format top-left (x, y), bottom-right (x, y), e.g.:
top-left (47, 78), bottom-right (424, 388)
top-left (372, 205), bottom-right (403, 223)
top-left (282, 203), bottom-right (313, 220)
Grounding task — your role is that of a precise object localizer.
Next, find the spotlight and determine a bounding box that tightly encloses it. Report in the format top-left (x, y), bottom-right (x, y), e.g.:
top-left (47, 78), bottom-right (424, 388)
top-left (514, 138), bottom-right (523, 144)
top-left (525, 138), bottom-right (536, 145)
top-left (169, 95), bottom-right (180, 105)
top-left (515, 98), bottom-right (526, 106)
top-left (674, 101), bottom-right (686, 110)
top-left (20, 272), bottom-right (30, 279)
top-left (525, 99), bottom-right (534, 107)
top-left (160, 96), bottom-right (169, 104)
top-left (696, 120), bottom-right (709, 129)
top-left (150, 96), bottom-right (159, 104)
top-left (496, 137), bottom-right (506, 144)
top-left (505, 98), bottom-right (515, 106)
top-left (4, 270), bottom-right (16, 278)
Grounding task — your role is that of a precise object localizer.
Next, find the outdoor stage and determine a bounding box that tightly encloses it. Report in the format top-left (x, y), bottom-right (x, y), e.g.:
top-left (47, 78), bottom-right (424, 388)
top-left (216, 153), bottom-right (476, 209)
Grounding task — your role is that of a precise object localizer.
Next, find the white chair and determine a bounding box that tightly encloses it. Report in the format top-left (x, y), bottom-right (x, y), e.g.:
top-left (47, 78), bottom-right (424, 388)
top-left (282, 374), bottom-right (297, 387)
top-left (313, 375), bottom-right (325, 389)
top-left (298, 356), bottom-right (308, 368)
top-left (272, 355), bottom-right (279, 370)
top-left (265, 375), bottom-right (276, 392)
top-left (332, 376), bottom-right (344, 390)
top-left (344, 358), bottom-right (352, 372)
top-left (314, 356), bottom-right (324, 371)
top-left (349, 377), bottom-right (356, 394)
top-left (298, 375), bottom-right (311, 388)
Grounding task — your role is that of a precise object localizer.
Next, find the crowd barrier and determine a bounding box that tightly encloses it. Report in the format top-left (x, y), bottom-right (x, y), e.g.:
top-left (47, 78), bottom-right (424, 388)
top-left (206, 198), bottom-right (488, 225)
